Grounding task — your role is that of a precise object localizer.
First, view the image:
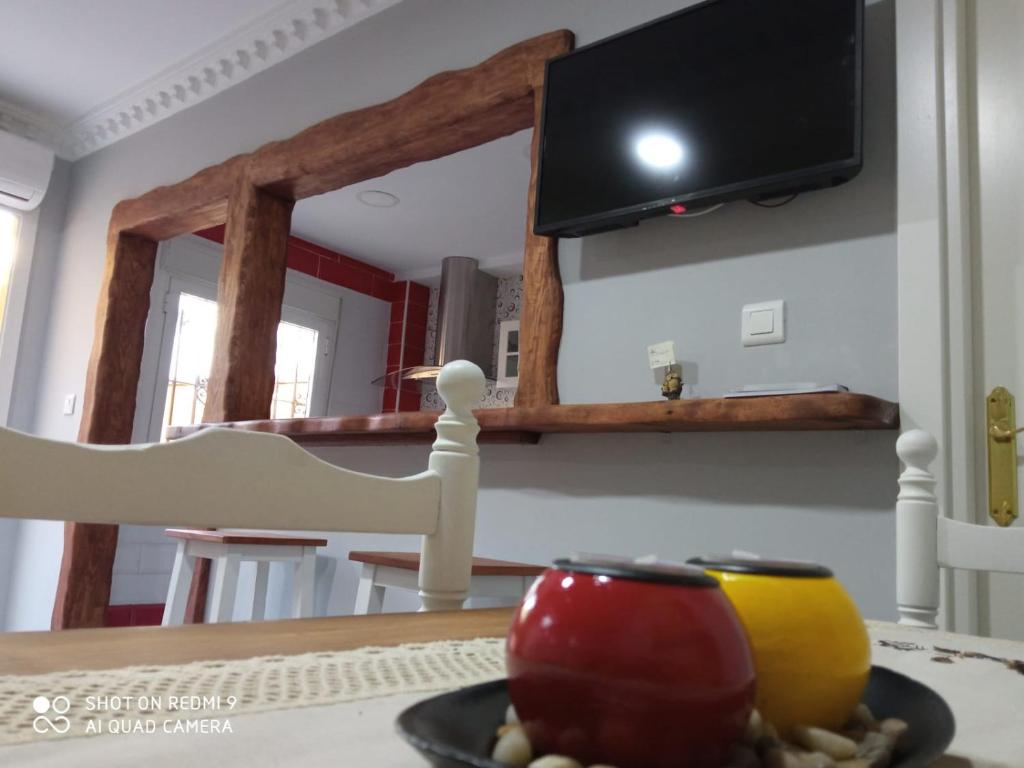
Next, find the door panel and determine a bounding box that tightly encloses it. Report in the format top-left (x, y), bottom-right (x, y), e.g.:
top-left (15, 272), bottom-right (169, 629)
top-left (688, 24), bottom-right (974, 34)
top-left (969, 0), bottom-right (1024, 639)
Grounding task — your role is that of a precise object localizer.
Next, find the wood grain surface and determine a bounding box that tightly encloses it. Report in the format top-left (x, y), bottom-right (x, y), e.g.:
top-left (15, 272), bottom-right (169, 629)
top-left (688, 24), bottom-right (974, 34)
top-left (67, 33), bottom-right (573, 629)
top-left (166, 529), bottom-right (329, 547)
top-left (52, 230), bottom-right (159, 630)
top-left (517, 84), bottom-right (563, 408)
top-left (348, 551), bottom-right (545, 577)
top-left (168, 394), bottom-right (900, 446)
top-left (1, 608), bottom-right (515, 675)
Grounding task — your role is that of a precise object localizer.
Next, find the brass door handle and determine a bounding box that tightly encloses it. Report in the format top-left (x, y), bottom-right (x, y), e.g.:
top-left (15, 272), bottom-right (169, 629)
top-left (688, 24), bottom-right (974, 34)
top-left (988, 423), bottom-right (1024, 442)
top-left (987, 387), bottom-right (1019, 526)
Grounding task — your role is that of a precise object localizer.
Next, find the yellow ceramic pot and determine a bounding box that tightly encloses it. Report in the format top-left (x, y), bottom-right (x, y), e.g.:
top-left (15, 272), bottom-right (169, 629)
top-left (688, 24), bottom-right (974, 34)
top-left (688, 557), bottom-right (870, 737)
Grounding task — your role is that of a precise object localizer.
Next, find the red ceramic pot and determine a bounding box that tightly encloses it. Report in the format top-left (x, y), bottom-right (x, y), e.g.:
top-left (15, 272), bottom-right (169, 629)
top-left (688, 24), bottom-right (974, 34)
top-left (506, 557), bottom-right (756, 768)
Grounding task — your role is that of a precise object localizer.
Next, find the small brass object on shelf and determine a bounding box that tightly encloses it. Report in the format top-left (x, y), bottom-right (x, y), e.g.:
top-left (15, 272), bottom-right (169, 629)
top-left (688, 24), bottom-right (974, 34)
top-left (661, 365), bottom-right (683, 400)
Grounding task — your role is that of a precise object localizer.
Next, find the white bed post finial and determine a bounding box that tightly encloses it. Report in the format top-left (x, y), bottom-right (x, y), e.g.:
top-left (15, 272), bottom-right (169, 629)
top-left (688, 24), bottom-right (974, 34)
top-left (419, 360), bottom-right (486, 611)
top-left (896, 429), bottom-right (941, 628)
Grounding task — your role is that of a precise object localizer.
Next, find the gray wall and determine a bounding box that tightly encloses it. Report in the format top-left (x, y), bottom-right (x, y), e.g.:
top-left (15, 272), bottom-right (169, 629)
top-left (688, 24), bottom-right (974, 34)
top-left (4, 0), bottom-right (898, 628)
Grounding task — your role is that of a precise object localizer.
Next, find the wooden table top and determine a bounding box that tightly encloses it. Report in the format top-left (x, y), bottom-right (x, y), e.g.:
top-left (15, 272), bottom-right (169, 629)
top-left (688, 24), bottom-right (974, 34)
top-left (165, 528), bottom-right (329, 547)
top-left (348, 550), bottom-right (546, 576)
top-left (0, 608), bottom-right (515, 676)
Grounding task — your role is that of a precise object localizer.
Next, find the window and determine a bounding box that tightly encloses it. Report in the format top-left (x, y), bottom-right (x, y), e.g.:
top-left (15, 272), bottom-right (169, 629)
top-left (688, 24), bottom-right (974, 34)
top-left (497, 319), bottom-right (520, 389)
top-left (0, 210), bottom-right (19, 338)
top-left (160, 293), bottom-right (323, 439)
top-left (162, 293), bottom-right (217, 434)
top-left (271, 321), bottom-right (319, 419)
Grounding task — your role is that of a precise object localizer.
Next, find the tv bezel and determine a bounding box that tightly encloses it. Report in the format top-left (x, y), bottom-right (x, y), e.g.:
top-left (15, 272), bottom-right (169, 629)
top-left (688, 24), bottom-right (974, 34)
top-left (533, 0), bottom-right (865, 238)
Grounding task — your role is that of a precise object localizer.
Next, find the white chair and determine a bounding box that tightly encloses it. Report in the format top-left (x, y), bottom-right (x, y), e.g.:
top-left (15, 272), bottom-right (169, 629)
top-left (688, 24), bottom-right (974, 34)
top-left (895, 429), bottom-right (1024, 627)
top-left (0, 360), bottom-right (486, 616)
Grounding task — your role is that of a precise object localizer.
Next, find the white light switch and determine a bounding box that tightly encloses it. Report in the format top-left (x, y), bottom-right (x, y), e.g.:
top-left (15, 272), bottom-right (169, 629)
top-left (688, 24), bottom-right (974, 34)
top-left (63, 394), bottom-right (76, 415)
top-left (742, 300), bottom-right (785, 346)
top-left (749, 310), bottom-right (774, 335)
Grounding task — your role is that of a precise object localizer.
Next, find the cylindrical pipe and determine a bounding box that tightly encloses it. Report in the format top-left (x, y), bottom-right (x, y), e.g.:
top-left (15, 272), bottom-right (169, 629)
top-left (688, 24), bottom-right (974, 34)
top-left (436, 257), bottom-right (497, 372)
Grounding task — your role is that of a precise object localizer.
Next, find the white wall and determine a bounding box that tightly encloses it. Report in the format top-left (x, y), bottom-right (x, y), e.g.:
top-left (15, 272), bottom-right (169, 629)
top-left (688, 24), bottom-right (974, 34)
top-left (4, 0), bottom-right (899, 628)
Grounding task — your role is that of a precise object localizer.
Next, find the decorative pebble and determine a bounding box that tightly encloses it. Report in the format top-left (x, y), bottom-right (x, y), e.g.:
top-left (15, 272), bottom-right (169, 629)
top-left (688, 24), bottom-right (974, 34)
top-left (840, 726), bottom-right (867, 743)
top-left (491, 704), bottom-right (907, 768)
top-left (528, 756), bottom-right (583, 768)
top-left (492, 725), bottom-right (533, 767)
top-left (797, 751), bottom-right (836, 768)
top-left (855, 732), bottom-right (892, 768)
top-left (743, 709), bottom-right (764, 744)
top-left (851, 704), bottom-right (878, 730)
top-left (878, 718), bottom-right (908, 746)
top-left (792, 727), bottom-right (858, 760)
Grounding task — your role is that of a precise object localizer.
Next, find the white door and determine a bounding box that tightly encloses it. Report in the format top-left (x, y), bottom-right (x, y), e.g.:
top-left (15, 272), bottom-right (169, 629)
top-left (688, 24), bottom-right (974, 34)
top-left (967, 0), bottom-right (1024, 640)
top-left (141, 273), bottom-right (337, 442)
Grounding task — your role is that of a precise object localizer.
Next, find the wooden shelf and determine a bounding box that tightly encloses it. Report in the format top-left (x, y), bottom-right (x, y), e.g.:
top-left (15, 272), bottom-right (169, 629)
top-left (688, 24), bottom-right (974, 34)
top-left (166, 393), bottom-right (898, 446)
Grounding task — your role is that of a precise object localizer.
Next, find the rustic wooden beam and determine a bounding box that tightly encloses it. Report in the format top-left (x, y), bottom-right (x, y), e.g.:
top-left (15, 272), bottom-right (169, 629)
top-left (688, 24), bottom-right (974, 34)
top-left (516, 74), bottom-right (563, 407)
top-left (182, 179), bottom-right (295, 624)
top-left (204, 181), bottom-right (295, 421)
top-left (113, 155), bottom-right (247, 242)
top-left (167, 394), bottom-right (901, 446)
top-left (65, 31), bottom-right (574, 627)
top-left (52, 230), bottom-right (158, 630)
top-left (109, 31), bottom-right (573, 240)
top-left (253, 31), bottom-right (573, 199)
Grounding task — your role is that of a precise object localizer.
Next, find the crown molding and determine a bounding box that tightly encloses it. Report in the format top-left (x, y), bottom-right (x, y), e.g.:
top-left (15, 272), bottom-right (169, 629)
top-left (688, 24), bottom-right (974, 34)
top-left (38, 0), bottom-right (402, 160)
top-left (0, 98), bottom-right (62, 151)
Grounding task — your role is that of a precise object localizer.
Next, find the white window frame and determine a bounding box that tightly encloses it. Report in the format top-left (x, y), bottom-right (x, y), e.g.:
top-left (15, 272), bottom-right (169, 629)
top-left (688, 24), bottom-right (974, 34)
top-left (496, 319), bottom-right (520, 390)
top-left (0, 205), bottom-right (39, 426)
top-left (133, 236), bottom-right (342, 443)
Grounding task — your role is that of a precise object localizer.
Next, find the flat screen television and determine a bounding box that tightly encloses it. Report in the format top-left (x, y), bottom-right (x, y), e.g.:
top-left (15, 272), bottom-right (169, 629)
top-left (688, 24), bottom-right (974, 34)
top-left (534, 0), bottom-right (863, 237)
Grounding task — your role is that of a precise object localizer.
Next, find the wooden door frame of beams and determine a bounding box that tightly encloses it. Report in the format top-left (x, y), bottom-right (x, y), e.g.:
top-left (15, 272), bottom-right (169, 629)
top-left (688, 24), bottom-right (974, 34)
top-left (52, 30), bottom-right (574, 629)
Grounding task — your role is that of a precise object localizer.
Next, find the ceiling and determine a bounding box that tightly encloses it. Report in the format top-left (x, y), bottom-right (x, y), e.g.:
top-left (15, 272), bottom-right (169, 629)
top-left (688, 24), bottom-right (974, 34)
top-left (291, 130), bottom-right (532, 280)
top-left (0, 0), bottom-right (283, 124)
top-left (0, 0), bottom-right (400, 157)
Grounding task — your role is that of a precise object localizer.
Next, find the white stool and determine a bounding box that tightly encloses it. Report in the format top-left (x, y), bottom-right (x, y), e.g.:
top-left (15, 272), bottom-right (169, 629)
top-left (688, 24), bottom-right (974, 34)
top-left (162, 529), bottom-right (327, 625)
top-left (349, 551), bottom-right (544, 614)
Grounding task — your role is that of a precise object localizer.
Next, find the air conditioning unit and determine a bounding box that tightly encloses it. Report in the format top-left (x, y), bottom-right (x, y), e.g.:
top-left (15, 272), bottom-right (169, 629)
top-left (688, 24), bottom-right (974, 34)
top-left (0, 130), bottom-right (54, 211)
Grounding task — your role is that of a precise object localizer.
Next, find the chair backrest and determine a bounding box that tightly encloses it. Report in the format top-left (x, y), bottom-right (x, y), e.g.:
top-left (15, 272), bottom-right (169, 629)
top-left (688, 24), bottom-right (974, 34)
top-left (0, 360), bottom-right (486, 612)
top-left (895, 429), bottom-right (1024, 627)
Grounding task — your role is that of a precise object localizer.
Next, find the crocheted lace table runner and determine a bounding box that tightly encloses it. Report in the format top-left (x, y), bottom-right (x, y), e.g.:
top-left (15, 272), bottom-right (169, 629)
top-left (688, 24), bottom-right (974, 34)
top-left (0, 636), bottom-right (505, 745)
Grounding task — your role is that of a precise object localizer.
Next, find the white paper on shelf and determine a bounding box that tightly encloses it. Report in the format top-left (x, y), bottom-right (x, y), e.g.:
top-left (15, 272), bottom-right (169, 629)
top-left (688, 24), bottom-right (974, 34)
top-left (722, 383), bottom-right (849, 398)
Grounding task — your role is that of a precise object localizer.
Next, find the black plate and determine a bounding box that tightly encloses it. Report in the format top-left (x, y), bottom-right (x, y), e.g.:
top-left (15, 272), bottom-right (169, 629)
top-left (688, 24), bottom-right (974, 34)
top-left (396, 667), bottom-right (955, 768)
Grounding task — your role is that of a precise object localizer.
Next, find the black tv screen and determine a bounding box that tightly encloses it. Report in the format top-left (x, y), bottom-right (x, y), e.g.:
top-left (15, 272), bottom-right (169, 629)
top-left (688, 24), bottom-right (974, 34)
top-left (534, 0), bottom-right (863, 237)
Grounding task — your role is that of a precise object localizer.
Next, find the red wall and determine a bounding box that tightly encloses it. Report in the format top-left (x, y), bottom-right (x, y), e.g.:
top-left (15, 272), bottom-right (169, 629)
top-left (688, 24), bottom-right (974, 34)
top-left (195, 226), bottom-right (428, 413)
